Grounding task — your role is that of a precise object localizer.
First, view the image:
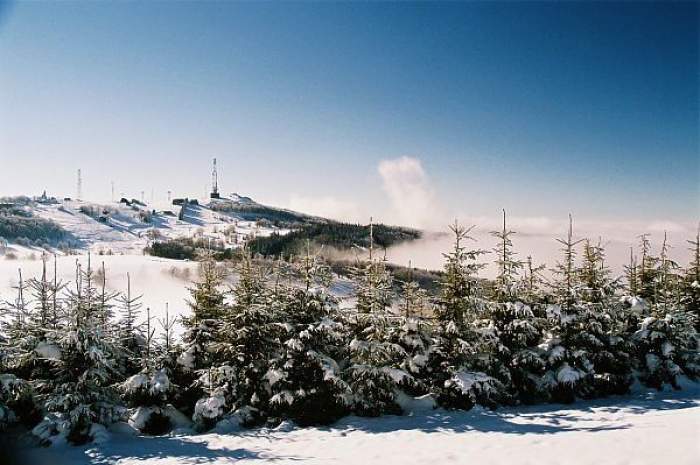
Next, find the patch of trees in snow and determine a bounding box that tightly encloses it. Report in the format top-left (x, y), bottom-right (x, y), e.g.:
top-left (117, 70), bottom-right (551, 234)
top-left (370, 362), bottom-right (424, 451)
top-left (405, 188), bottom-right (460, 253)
top-left (0, 214), bottom-right (699, 446)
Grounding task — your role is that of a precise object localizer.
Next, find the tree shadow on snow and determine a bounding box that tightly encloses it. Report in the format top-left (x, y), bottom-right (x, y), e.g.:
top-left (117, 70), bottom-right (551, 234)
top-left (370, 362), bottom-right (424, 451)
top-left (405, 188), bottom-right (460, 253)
top-left (20, 435), bottom-right (308, 465)
top-left (325, 390), bottom-right (699, 437)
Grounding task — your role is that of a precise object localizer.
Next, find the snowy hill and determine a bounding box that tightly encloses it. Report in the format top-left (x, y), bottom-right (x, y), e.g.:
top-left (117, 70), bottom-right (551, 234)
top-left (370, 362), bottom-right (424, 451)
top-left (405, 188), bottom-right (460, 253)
top-left (2, 195), bottom-right (290, 255)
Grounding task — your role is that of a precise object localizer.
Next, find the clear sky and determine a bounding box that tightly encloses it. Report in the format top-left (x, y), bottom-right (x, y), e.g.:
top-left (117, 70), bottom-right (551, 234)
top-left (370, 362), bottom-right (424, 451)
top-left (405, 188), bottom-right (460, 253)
top-left (0, 1), bottom-right (698, 230)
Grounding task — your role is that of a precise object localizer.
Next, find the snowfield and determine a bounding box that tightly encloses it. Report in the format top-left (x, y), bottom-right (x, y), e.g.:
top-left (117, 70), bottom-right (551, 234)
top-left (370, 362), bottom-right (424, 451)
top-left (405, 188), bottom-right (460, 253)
top-left (18, 386), bottom-right (700, 465)
top-left (28, 197), bottom-right (282, 255)
top-left (0, 252), bottom-right (199, 331)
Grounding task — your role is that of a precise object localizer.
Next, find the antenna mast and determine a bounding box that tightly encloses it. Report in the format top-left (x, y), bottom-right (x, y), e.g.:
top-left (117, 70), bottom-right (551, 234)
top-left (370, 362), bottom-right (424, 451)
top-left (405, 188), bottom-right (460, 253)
top-left (77, 169), bottom-right (82, 201)
top-left (210, 158), bottom-right (220, 199)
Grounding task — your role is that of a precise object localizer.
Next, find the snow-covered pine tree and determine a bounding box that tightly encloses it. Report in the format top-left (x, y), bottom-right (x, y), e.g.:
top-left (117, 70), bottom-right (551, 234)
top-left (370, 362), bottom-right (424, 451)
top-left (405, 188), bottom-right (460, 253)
top-left (0, 269), bottom-right (30, 375)
top-left (637, 234), bottom-right (659, 302)
top-left (539, 215), bottom-right (594, 403)
top-left (624, 247), bottom-right (639, 297)
top-left (575, 239), bottom-right (633, 397)
top-left (681, 231), bottom-right (700, 330)
top-left (156, 303), bottom-right (180, 375)
top-left (633, 311), bottom-right (699, 389)
top-left (344, 220), bottom-right (408, 417)
top-left (386, 262), bottom-right (434, 396)
top-left (520, 255), bottom-right (547, 307)
top-left (177, 252), bottom-right (227, 422)
top-left (431, 221), bottom-right (499, 410)
top-left (266, 248), bottom-right (352, 425)
top-left (478, 211), bottom-right (546, 405)
top-left (115, 272), bottom-right (143, 377)
top-left (0, 268), bottom-right (42, 428)
top-left (193, 249), bottom-right (276, 430)
top-left (656, 233), bottom-right (683, 311)
top-left (633, 234), bottom-right (699, 389)
top-left (121, 307), bottom-right (180, 435)
top-left (620, 245), bottom-right (650, 326)
top-left (15, 255), bottom-right (68, 427)
top-left (489, 210), bottom-right (523, 302)
top-left (0, 373), bottom-right (34, 431)
top-left (95, 262), bottom-right (118, 337)
top-left (33, 256), bottom-right (123, 445)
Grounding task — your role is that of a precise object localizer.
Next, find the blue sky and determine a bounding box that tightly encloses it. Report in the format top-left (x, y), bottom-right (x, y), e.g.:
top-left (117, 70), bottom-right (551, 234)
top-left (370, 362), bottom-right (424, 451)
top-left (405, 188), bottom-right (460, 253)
top-left (0, 1), bottom-right (697, 228)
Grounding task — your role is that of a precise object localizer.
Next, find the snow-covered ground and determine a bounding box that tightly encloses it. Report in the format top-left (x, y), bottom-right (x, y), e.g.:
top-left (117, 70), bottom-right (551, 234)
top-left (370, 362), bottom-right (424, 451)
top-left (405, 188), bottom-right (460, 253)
top-left (0, 252), bottom-right (198, 330)
top-left (0, 195), bottom-right (292, 328)
top-left (0, 248), bottom-right (358, 331)
top-left (28, 197), bottom-right (281, 255)
top-left (17, 385), bottom-right (700, 465)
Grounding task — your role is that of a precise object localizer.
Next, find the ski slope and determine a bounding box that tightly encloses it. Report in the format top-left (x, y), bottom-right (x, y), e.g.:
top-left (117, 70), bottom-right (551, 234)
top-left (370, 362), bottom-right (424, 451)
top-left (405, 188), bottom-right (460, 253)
top-left (17, 385), bottom-right (700, 465)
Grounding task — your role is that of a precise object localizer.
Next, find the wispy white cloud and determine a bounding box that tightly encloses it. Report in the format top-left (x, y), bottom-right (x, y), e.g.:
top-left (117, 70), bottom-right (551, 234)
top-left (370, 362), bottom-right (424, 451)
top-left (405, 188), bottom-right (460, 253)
top-left (377, 156), bottom-right (446, 229)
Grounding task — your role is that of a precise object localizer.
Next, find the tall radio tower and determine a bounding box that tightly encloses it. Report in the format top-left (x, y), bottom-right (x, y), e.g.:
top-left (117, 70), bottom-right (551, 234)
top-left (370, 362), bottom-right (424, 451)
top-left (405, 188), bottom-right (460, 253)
top-left (77, 169), bottom-right (82, 201)
top-left (210, 158), bottom-right (220, 199)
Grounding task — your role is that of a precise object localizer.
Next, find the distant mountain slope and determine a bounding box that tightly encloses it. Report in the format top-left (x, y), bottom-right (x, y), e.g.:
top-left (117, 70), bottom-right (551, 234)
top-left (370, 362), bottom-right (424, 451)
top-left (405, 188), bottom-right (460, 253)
top-left (0, 195), bottom-right (281, 254)
top-left (0, 194), bottom-right (422, 257)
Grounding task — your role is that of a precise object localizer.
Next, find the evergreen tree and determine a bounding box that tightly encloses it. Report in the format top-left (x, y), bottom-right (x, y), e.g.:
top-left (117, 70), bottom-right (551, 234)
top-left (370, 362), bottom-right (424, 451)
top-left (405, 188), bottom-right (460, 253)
top-left (633, 311), bottom-right (699, 390)
top-left (575, 239), bottom-right (633, 396)
top-left (33, 257), bottom-right (123, 445)
top-left (387, 263), bottom-right (434, 395)
top-left (177, 253), bottom-right (227, 420)
top-left (194, 250), bottom-right (277, 430)
top-left (489, 210), bottom-right (524, 302)
top-left (121, 308), bottom-right (178, 435)
top-left (633, 234), bottom-right (699, 389)
top-left (540, 216), bottom-right (594, 403)
top-left (0, 268), bottom-right (46, 429)
top-left (658, 234), bottom-right (679, 305)
top-left (520, 255), bottom-right (547, 306)
top-left (115, 273), bottom-right (143, 376)
top-left (266, 249), bottom-right (352, 425)
top-left (431, 221), bottom-right (499, 409)
top-left (637, 234), bottom-right (659, 302)
top-left (481, 213), bottom-right (548, 404)
top-left (681, 231), bottom-right (700, 329)
top-left (344, 220), bottom-right (408, 417)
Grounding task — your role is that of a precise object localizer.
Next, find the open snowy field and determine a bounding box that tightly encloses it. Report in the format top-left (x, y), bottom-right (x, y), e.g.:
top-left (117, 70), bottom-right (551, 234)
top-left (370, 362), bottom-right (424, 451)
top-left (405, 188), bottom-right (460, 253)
top-left (17, 386), bottom-right (700, 465)
top-left (0, 251), bottom-right (199, 328)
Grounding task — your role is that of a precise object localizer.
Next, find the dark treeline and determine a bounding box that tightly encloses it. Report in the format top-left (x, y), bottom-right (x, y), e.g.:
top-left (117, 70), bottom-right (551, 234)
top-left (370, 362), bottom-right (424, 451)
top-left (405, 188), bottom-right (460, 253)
top-left (247, 222), bottom-right (421, 257)
top-left (0, 214), bottom-right (698, 446)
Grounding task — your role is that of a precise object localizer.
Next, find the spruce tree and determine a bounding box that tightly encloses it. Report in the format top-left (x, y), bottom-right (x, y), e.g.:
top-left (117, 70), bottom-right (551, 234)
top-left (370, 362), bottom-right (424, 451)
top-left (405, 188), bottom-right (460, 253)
top-left (575, 239), bottom-right (633, 396)
top-left (387, 263), bottom-right (434, 395)
top-left (115, 273), bottom-right (143, 376)
top-left (479, 211), bottom-right (546, 405)
top-left (540, 215), bottom-right (594, 403)
top-left (266, 249), bottom-right (351, 425)
top-left (121, 308), bottom-right (178, 435)
top-left (681, 231), bottom-right (700, 329)
top-left (633, 234), bottom-right (699, 389)
top-left (431, 221), bottom-right (500, 410)
top-left (637, 234), bottom-right (659, 302)
top-left (0, 268), bottom-right (42, 428)
top-left (520, 255), bottom-right (547, 307)
top-left (194, 249), bottom-right (277, 430)
top-left (177, 253), bottom-right (226, 421)
top-left (33, 257), bottom-right (123, 445)
top-left (344, 220), bottom-right (408, 416)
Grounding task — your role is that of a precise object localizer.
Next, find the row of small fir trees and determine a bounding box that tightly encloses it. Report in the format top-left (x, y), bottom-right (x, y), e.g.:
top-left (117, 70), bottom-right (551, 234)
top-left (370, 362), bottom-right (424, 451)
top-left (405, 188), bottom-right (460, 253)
top-left (0, 213), bottom-right (698, 445)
